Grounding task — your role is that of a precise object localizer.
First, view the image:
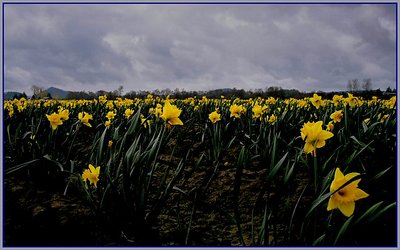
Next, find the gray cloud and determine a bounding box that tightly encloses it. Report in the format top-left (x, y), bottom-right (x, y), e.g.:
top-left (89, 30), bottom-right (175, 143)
top-left (4, 3), bottom-right (396, 95)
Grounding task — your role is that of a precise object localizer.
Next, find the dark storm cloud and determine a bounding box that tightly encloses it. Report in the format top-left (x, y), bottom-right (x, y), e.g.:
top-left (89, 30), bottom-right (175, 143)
top-left (4, 3), bottom-right (396, 94)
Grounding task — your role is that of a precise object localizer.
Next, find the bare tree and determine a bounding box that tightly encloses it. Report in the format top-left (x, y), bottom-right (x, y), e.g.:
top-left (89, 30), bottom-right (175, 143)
top-left (362, 78), bottom-right (372, 91)
top-left (117, 85), bottom-right (124, 96)
top-left (347, 79), bottom-right (360, 92)
top-left (31, 85), bottom-right (48, 99)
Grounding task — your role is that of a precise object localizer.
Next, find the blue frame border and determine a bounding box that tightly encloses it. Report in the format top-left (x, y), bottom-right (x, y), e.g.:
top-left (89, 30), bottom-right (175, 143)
top-left (1, 1), bottom-right (398, 249)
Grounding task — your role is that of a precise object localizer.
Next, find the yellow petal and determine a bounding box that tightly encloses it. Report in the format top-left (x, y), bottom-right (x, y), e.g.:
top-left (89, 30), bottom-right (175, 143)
top-left (88, 164), bottom-right (96, 173)
top-left (318, 130), bottom-right (334, 140)
top-left (354, 188), bottom-right (369, 200)
top-left (315, 121), bottom-right (323, 127)
top-left (338, 201), bottom-right (355, 217)
top-left (334, 168), bottom-right (345, 180)
top-left (169, 117), bottom-right (183, 125)
top-left (171, 107), bottom-right (182, 117)
top-left (327, 197), bottom-right (338, 211)
top-left (304, 142), bottom-right (315, 154)
top-left (315, 140), bottom-right (326, 148)
top-left (82, 169), bottom-right (90, 181)
top-left (345, 172), bottom-right (361, 187)
top-left (90, 166), bottom-right (100, 175)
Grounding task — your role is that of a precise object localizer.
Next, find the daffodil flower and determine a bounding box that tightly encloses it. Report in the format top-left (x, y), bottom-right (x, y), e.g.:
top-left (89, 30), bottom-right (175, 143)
top-left (268, 114), bottom-right (277, 125)
top-left (105, 120), bottom-right (111, 128)
top-left (46, 112), bottom-right (63, 130)
top-left (326, 121), bottom-right (334, 131)
top-left (98, 95), bottom-right (107, 104)
top-left (209, 111), bottom-right (221, 123)
top-left (327, 168), bottom-right (369, 217)
top-left (345, 93), bottom-right (359, 107)
top-left (310, 94), bottom-right (323, 109)
top-left (106, 111), bottom-right (116, 121)
top-left (124, 108), bottom-right (134, 119)
top-left (330, 110), bottom-right (343, 123)
top-left (78, 112), bottom-right (93, 128)
top-left (252, 103), bottom-right (263, 120)
top-left (82, 164), bottom-right (100, 188)
top-left (230, 104), bottom-right (245, 118)
top-left (332, 95), bottom-right (343, 106)
top-left (58, 109), bottom-right (70, 121)
top-left (160, 100), bottom-right (183, 125)
top-left (301, 121), bottom-right (333, 156)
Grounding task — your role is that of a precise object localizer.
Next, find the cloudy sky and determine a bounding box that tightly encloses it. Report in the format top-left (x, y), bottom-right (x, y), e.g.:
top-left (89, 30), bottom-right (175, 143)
top-left (3, 3), bottom-right (397, 95)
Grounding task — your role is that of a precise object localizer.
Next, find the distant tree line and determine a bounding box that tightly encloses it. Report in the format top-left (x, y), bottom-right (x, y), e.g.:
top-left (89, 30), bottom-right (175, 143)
top-left (10, 83), bottom-right (394, 101)
top-left (64, 84), bottom-right (395, 100)
top-left (11, 92), bottom-right (28, 99)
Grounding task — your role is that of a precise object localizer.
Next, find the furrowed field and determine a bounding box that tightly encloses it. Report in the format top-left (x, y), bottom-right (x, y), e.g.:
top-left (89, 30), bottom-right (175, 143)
top-left (3, 93), bottom-right (397, 246)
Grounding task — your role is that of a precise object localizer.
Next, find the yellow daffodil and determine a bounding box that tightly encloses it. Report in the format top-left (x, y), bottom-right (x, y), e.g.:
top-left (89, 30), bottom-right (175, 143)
top-left (297, 99), bottom-right (307, 108)
top-left (154, 104), bottom-right (163, 118)
top-left (106, 101), bottom-right (114, 110)
top-left (78, 112), bottom-right (93, 128)
top-left (46, 112), bottom-right (63, 130)
top-left (326, 121), bottom-right (334, 131)
top-left (160, 100), bottom-right (183, 125)
top-left (98, 95), bottom-right (107, 104)
top-left (332, 95), bottom-right (343, 106)
top-left (209, 111), bottom-right (221, 123)
top-left (300, 121), bottom-right (314, 140)
top-left (345, 93), bottom-right (359, 107)
top-left (124, 108), bottom-right (134, 119)
top-left (268, 114), bottom-right (277, 125)
top-left (310, 94), bottom-right (323, 109)
top-left (106, 111), bottom-right (116, 121)
top-left (327, 168), bottom-right (369, 217)
top-left (330, 110), bottom-right (343, 123)
top-left (379, 114), bottom-right (389, 123)
top-left (141, 114), bottom-right (151, 128)
top-left (266, 97), bottom-right (277, 105)
top-left (58, 109), bottom-right (70, 121)
top-left (108, 140), bottom-right (113, 148)
top-left (301, 121), bottom-right (334, 156)
top-left (230, 104), bottom-right (245, 119)
top-left (5, 103), bottom-right (14, 117)
top-left (82, 164), bottom-right (100, 188)
top-left (363, 118), bottom-right (371, 125)
top-left (105, 120), bottom-right (111, 128)
top-left (384, 96), bottom-right (396, 109)
top-left (252, 103), bottom-right (263, 120)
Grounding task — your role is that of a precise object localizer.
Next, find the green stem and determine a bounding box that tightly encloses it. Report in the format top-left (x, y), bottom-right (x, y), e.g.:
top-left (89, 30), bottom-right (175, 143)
top-left (313, 155), bottom-right (318, 194)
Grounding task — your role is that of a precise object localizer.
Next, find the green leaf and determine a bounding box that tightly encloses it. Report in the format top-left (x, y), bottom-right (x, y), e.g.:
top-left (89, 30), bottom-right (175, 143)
top-left (97, 128), bottom-right (108, 162)
top-left (369, 166), bottom-right (392, 183)
top-left (5, 159), bottom-right (41, 175)
top-left (283, 160), bottom-right (295, 186)
top-left (354, 201), bottom-right (383, 225)
top-left (361, 120), bottom-right (368, 133)
top-left (43, 154), bottom-right (64, 172)
top-left (312, 234), bottom-right (325, 246)
top-left (305, 192), bottom-right (332, 219)
top-left (367, 202), bottom-right (396, 223)
top-left (334, 216), bottom-right (353, 245)
top-left (267, 152), bottom-right (288, 181)
top-left (346, 140), bottom-right (374, 165)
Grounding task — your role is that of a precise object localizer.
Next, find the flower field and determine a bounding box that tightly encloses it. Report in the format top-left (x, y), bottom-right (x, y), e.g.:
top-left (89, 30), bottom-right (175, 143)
top-left (3, 93), bottom-right (397, 246)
